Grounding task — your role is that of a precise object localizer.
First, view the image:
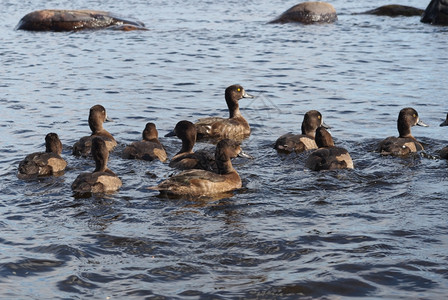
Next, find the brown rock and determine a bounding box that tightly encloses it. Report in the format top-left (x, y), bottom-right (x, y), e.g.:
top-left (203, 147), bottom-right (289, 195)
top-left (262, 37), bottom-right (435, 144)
top-left (269, 2), bottom-right (337, 24)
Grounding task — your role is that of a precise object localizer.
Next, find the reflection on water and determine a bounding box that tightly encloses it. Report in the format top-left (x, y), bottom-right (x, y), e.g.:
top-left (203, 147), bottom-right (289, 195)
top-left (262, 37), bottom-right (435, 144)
top-left (1, 0), bottom-right (448, 299)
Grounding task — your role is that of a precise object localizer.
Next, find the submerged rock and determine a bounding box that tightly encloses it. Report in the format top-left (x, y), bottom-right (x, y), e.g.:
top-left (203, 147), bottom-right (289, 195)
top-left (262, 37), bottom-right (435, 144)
top-left (269, 2), bottom-right (337, 24)
top-left (16, 9), bottom-right (147, 32)
top-left (358, 5), bottom-right (424, 17)
top-left (421, 0), bottom-right (448, 25)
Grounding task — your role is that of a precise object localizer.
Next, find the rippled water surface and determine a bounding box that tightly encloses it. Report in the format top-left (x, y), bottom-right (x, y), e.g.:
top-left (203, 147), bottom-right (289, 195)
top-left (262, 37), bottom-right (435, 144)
top-left (1, 0), bottom-right (448, 299)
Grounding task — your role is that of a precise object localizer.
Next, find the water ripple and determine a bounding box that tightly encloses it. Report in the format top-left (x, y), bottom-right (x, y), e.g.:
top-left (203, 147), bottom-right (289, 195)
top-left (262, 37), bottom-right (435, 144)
top-left (1, 0), bottom-right (448, 298)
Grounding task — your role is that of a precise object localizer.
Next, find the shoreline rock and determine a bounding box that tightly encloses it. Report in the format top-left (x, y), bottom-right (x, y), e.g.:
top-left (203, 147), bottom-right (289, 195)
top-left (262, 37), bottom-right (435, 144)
top-left (269, 2), bottom-right (337, 25)
top-left (16, 9), bottom-right (147, 32)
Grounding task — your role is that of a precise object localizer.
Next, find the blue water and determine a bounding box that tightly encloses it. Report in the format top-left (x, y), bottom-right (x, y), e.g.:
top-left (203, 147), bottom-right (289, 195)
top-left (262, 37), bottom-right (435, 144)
top-left (1, 0), bottom-right (448, 299)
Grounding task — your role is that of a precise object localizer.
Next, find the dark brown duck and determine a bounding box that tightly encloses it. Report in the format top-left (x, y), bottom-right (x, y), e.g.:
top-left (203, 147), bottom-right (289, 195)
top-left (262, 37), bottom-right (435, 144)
top-left (17, 133), bottom-right (67, 178)
top-left (122, 122), bottom-right (167, 162)
top-left (73, 104), bottom-right (117, 157)
top-left (195, 84), bottom-right (254, 141)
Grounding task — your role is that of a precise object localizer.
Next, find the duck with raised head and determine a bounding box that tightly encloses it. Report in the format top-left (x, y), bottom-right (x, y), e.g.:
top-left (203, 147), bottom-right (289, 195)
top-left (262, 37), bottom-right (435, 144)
top-left (439, 113), bottom-right (448, 159)
top-left (149, 139), bottom-right (248, 197)
top-left (195, 84), bottom-right (254, 141)
top-left (17, 133), bottom-right (67, 178)
top-left (72, 137), bottom-right (122, 194)
top-left (275, 110), bottom-right (329, 153)
top-left (122, 122), bottom-right (167, 162)
top-left (73, 104), bottom-right (117, 157)
top-left (306, 127), bottom-right (353, 171)
top-left (378, 107), bottom-right (428, 156)
top-left (165, 120), bottom-right (216, 171)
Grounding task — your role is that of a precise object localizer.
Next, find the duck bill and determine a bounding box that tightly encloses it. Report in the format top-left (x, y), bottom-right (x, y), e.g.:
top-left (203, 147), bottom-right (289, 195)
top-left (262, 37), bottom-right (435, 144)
top-left (321, 121), bottom-right (331, 129)
top-left (242, 91), bottom-right (255, 99)
top-left (238, 150), bottom-right (254, 159)
top-left (417, 119), bottom-right (428, 127)
top-left (105, 115), bottom-right (113, 122)
top-left (164, 130), bottom-right (176, 137)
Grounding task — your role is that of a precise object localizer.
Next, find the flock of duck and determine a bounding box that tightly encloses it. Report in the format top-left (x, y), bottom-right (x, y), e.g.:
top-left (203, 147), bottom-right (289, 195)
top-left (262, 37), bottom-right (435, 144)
top-left (17, 84), bottom-right (448, 197)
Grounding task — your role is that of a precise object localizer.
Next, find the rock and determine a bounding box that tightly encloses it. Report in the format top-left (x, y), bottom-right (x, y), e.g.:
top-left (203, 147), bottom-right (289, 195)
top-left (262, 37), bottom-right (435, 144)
top-left (359, 5), bottom-right (424, 17)
top-left (16, 9), bottom-right (147, 31)
top-left (269, 2), bottom-right (337, 24)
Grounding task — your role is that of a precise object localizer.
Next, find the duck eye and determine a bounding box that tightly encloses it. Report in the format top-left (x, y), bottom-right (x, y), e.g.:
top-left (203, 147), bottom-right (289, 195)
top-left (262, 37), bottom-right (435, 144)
top-left (318, 115), bottom-right (321, 120)
top-left (237, 88), bottom-right (241, 92)
top-left (413, 114), bottom-right (417, 118)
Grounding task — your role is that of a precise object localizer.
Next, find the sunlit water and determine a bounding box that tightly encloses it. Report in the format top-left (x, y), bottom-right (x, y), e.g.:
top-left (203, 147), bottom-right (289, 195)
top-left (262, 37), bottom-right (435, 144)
top-left (1, 0), bottom-right (448, 299)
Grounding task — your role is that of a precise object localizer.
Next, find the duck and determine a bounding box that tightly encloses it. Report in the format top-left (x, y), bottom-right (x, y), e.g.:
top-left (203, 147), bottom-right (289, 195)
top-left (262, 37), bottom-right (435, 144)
top-left (17, 132), bottom-right (67, 178)
top-left (306, 127), bottom-right (354, 171)
top-left (439, 113), bottom-right (448, 159)
top-left (378, 107), bottom-right (428, 156)
top-left (71, 137), bottom-right (122, 194)
top-left (149, 139), bottom-right (247, 197)
top-left (72, 104), bottom-right (117, 157)
top-left (275, 110), bottom-right (329, 153)
top-left (122, 122), bottom-right (167, 162)
top-left (195, 84), bottom-right (254, 141)
top-left (165, 120), bottom-right (216, 171)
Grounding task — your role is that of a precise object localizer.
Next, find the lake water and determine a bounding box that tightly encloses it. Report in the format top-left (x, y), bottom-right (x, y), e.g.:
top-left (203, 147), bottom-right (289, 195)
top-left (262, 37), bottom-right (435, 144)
top-left (1, 0), bottom-right (448, 299)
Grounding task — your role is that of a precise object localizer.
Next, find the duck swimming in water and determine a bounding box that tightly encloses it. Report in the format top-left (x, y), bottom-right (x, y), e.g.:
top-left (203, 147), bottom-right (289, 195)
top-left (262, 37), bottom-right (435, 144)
top-left (149, 139), bottom-right (248, 197)
top-left (122, 122), bottom-right (167, 162)
top-left (71, 137), bottom-right (122, 194)
top-left (378, 107), bottom-right (428, 156)
top-left (73, 104), bottom-right (117, 157)
top-left (195, 84), bottom-right (254, 141)
top-left (306, 127), bottom-right (354, 171)
top-left (275, 110), bottom-right (329, 153)
top-left (17, 132), bottom-right (67, 178)
top-left (165, 120), bottom-right (216, 171)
